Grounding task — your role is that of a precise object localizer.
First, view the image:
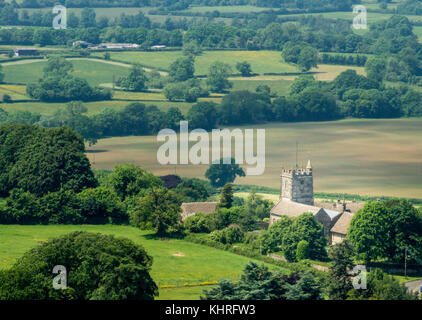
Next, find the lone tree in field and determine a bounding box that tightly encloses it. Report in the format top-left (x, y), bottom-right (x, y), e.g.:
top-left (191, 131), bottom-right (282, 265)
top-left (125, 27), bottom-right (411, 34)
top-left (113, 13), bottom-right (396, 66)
top-left (206, 61), bottom-right (233, 93)
top-left (0, 232), bottom-right (158, 300)
top-left (236, 61), bottom-right (253, 77)
top-left (205, 158), bottom-right (245, 188)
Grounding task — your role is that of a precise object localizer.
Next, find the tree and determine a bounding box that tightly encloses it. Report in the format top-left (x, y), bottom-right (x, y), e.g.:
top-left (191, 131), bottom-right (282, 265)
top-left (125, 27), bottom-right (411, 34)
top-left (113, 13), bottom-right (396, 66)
top-left (236, 61), bottom-right (253, 77)
top-left (186, 101), bottom-right (218, 131)
top-left (206, 62), bottom-right (233, 93)
top-left (169, 56), bottom-right (195, 82)
top-left (107, 164), bottom-right (163, 200)
top-left (219, 183), bottom-right (233, 209)
top-left (80, 7), bottom-right (96, 28)
top-left (296, 240), bottom-right (310, 261)
top-left (365, 57), bottom-right (387, 83)
top-left (347, 268), bottom-right (418, 300)
top-left (0, 124), bottom-right (97, 197)
top-left (348, 201), bottom-right (392, 263)
top-left (297, 46), bottom-right (318, 71)
top-left (202, 262), bottom-right (323, 300)
top-left (327, 239), bottom-right (355, 300)
top-left (0, 232), bottom-right (158, 300)
top-left (120, 65), bottom-right (148, 92)
top-left (131, 187), bottom-right (183, 236)
top-left (205, 158), bottom-right (245, 188)
top-left (43, 56), bottom-right (73, 76)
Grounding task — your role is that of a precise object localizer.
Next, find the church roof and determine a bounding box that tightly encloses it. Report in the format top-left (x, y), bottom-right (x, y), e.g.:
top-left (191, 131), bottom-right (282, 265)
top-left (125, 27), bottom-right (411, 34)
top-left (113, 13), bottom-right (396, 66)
top-left (271, 199), bottom-right (342, 221)
top-left (270, 199), bottom-right (323, 217)
top-left (330, 211), bottom-right (354, 235)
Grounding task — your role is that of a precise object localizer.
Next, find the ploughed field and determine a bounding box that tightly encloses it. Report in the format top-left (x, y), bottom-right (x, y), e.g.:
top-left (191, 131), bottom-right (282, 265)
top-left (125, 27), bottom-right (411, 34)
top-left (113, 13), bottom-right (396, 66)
top-left (87, 118), bottom-right (422, 199)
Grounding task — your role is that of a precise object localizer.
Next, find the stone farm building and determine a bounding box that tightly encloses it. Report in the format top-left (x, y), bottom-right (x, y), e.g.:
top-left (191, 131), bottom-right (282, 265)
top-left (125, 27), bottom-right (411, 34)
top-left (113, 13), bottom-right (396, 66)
top-left (270, 160), bottom-right (364, 245)
top-left (181, 202), bottom-right (218, 220)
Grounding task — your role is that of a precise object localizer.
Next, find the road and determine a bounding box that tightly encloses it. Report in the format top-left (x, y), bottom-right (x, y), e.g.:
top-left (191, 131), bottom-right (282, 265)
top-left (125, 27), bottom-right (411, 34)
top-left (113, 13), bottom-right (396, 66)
top-left (405, 279), bottom-right (422, 295)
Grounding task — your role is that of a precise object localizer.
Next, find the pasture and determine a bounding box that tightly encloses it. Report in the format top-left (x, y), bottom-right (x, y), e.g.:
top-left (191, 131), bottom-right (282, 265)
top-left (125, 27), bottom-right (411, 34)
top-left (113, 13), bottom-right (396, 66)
top-left (87, 118), bottom-right (422, 199)
top-left (0, 224), bottom-right (285, 299)
top-left (102, 50), bottom-right (300, 75)
top-left (2, 58), bottom-right (130, 86)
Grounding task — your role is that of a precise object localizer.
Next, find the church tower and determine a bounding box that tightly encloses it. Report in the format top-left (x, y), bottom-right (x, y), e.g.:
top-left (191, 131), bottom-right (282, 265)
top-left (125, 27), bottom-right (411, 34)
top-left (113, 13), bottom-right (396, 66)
top-left (280, 160), bottom-right (314, 205)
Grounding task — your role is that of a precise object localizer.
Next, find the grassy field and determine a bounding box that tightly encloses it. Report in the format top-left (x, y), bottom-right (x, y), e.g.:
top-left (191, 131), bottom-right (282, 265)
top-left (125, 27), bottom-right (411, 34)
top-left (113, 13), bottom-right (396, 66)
top-left (0, 224), bottom-right (285, 299)
top-left (2, 58), bottom-right (130, 86)
top-left (87, 118), bottom-right (422, 199)
top-left (102, 50), bottom-right (300, 75)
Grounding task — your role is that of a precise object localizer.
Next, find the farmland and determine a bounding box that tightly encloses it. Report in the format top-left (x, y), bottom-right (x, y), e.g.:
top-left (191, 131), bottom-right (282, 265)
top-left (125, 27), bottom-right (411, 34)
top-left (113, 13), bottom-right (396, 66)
top-left (87, 118), bottom-right (422, 199)
top-left (0, 224), bottom-right (285, 300)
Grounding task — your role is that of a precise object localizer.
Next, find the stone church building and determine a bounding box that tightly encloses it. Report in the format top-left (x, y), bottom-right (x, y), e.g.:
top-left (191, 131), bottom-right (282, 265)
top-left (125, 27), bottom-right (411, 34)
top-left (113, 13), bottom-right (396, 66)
top-left (270, 160), bottom-right (364, 244)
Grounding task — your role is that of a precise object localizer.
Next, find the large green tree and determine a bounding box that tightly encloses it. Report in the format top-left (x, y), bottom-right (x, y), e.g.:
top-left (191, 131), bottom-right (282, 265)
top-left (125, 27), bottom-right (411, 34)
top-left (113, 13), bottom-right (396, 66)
top-left (131, 187), bottom-right (183, 236)
top-left (206, 61), bottom-right (233, 93)
top-left (0, 124), bottom-right (96, 197)
top-left (205, 158), bottom-right (245, 188)
top-left (0, 232), bottom-right (158, 300)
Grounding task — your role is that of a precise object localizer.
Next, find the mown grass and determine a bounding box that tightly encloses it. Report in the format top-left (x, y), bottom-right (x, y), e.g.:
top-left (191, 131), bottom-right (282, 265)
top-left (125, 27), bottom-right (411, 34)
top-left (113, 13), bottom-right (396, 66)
top-left (2, 59), bottom-right (130, 86)
top-left (0, 224), bottom-right (284, 300)
top-left (87, 118), bottom-right (422, 199)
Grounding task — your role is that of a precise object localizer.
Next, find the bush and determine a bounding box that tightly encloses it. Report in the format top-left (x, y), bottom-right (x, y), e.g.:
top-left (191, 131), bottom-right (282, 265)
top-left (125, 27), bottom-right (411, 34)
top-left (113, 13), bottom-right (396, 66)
top-left (296, 240), bottom-right (310, 261)
top-left (209, 225), bottom-right (244, 244)
top-left (184, 213), bottom-right (210, 233)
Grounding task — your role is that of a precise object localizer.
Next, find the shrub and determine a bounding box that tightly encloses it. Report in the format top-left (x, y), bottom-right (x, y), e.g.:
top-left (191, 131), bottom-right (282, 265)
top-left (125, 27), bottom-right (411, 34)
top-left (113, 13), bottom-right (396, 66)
top-left (296, 240), bottom-right (310, 261)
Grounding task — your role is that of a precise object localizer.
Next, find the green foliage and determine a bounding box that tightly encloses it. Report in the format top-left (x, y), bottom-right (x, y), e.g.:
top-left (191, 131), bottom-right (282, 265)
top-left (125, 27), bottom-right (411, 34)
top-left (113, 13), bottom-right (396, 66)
top-left (282, 42), bottom-right (318, 71)
top-left (106, 164), bottom-right (163, 200)
top-left (218, 90), bottom-right (271, 125)
top-left (0, 124), bottom-right (97, 198)
top-left (169, 56), bottom-right (195, 82)
top-left (296, 240), bottom-right (310, 261)
top-left (244, 190), bottom-right (273, 220)
top-left (209, 224), bottom-right (244, 245)
top-left (206, 61), bottom-right (232, 93)
top-left (205, 158), bottom-right (246, 188)
top-left (347, 268), bottom-right (418, 300)
top-left (119, 65), bottom-right (148, 92)
top-left (236, 61), bottom-right (253, 77)
top-left (348, 200), bottom-right (422, 263)
top-left (365, 57), bottom-right (387, 83)
top-left (174, 178), bottom-right (210, 202)
top-left (201, 262), bottom-right (323, 300)
top-left (77, 187), bottom-right (127, 224)
top-left (131, 187), bottom-right (183, 236)
top-left (327, 239), bottom-right (355, 300)
top-left (219, 183), bottom-right (233, 209)
top-left (261, 213), bottom-right (327, 262)
top-left (26, 57), bottom-right (111, 102)
top-left (186, 101), bottom-right (218, 131)
top-left (0, 231), bottom-right (158, 300)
